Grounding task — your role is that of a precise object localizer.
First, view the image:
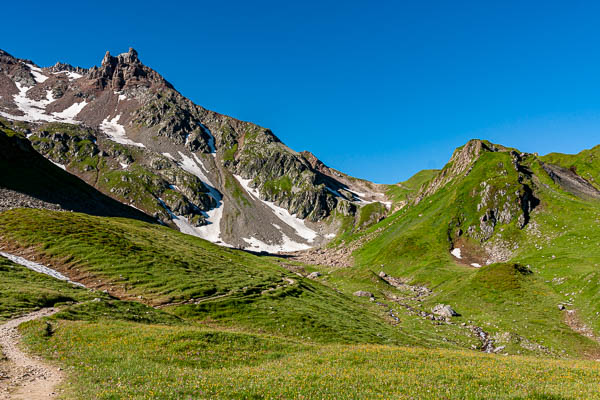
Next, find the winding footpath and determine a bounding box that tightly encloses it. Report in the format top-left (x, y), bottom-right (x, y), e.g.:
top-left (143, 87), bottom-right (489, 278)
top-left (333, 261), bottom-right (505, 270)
top-left (0, 308), bottom-right (62, 400)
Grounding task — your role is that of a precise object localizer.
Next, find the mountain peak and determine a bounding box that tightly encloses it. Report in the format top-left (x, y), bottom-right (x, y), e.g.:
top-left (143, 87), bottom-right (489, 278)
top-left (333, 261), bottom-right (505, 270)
top-left (101, 47), bottom-right (140, 68)
top-left (118, 47), bottom-right (139, 64)
top-left (92, 47), bottom-right (170, 91)
top-left (101, 51), bottom-right (112, 66)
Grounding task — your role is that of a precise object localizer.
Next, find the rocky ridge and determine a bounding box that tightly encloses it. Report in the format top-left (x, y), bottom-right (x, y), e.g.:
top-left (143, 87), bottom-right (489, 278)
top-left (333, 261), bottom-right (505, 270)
top-left (0, 48), bottom-right (390, 251)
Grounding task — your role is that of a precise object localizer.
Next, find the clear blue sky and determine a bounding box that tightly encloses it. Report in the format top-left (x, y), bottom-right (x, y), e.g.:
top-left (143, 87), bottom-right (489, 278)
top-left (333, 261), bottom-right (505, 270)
top-left (4, 1), bottom-right (600, 183)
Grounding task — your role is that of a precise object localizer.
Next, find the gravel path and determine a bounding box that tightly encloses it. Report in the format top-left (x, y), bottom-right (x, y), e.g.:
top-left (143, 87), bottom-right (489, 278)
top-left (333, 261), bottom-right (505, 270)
top-left (0, 308), bottom-right (62, 399)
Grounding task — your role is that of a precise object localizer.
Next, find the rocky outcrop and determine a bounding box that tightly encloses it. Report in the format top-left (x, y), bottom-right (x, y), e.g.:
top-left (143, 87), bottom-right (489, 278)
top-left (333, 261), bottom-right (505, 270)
top-left (27, 122), bottom-right (214, 225)
top-left (232, 139), bottom-right (338, 220)
top-left (542, 163), bottom-right (600, 200)
top-left (132, 91), bottom-right (214, 153)
top-left (415, 140), bottom-right (491, 203)
top-left (88, 48), bottom-right (172, 92)
top-left (415, 140), bottom-right (539, 247)
top-left (353, 290), bottom-right (374, 298)
top-left (47, 62), bottom-right (87, 76)
top-left (378, 272), bottom-right (432, 298)
top-left (473, 178), bottom-right (538, 241)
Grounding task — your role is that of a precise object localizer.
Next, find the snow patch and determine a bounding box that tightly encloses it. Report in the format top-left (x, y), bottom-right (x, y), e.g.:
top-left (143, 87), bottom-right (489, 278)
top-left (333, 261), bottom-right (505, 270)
top-left (162, 152), bottom-right (175, 160)
top-left (99, 115), bottom-right (145, 148)
top-left (52, 101), bottom-right (88, 121)
top-left (54, 70), bottom-right (82, 80)
top-left (0, 82), bottom-right (55, 122)
top-left (119, 162), bottom-right (129, 169)
top-left (451, 248), bottom-right (462, 259)
top-left (178, 152), bottom-right (213, 186)
top-left (170, 153), bottom-right (227, 244)
top-left (114, 91), bottom-right (127, 101)
top-left (64, 71), bottom-right (83, 80)
top-left (0, 251), bottom-right (85, 287)
top-left (234, 174), bottom-right (318, 243)
top-left (242, 235), bottom-right (311, 253)
top-left (0, 82), bottom-right (85, 123)
top-left (158, 197), bottom-right (228, 246)
top-left (51, 161), bottom-right (66, 170)
top-left (471, 263), bottom-right (482, 268)
top-left (325, 233), bottom-right (336, 239)
top-left (26, 64), bottom-right (48, 83)
top-left (198, 123), bottom-right (216, 155)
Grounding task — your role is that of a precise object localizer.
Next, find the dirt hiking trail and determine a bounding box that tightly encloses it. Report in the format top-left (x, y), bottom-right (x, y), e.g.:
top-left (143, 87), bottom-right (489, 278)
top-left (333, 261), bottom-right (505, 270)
top-left (0, 308), bottom-right (62, 399)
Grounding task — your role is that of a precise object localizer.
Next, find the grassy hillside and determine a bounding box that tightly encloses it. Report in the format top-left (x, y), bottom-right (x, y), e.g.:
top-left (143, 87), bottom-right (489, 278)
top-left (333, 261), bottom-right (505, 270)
top-left (0, 208), bottom-right (461, 346)
top-left (385, 169), bottom-right (439, 206)
top-left (0, 256), bottom-right (98, 320)
top-left (2, 203), bottom-right (599, 399)
top-left (313, 141), bottom-right (600, 358)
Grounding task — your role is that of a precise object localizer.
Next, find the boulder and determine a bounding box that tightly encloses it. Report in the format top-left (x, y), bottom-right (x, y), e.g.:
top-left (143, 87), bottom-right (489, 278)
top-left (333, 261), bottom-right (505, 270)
top-left (307, 271), bottom-right (322, 279)
top-left (432, 304), bottom-right (459, 317)
top-left (353, 290), bottom-right (373, 298)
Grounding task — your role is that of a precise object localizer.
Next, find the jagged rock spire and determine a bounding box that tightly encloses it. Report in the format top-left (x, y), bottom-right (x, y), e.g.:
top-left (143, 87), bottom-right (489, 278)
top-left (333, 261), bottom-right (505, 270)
top-left (90, 47), bottom-right (167, 90)
top-left (121, 47), bottom-right (139, 64)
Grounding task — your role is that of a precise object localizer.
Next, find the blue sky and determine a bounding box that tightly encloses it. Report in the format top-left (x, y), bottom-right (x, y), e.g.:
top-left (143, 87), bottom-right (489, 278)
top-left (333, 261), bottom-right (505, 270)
top-left (4, 1), bottom-right (600, 183)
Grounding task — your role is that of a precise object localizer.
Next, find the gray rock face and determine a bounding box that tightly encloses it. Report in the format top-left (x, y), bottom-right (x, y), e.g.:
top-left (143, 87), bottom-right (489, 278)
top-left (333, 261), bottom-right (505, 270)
top-left (89, 48), bottom-right (171, 91)
top-left (230, 129), bottom-right (340, 221)
top-left (542, 163), bottom-right (600, 200)
top-left (132, 92), bottom-right (214, 153)
top-left (432, 304), bottom-right (459, 318)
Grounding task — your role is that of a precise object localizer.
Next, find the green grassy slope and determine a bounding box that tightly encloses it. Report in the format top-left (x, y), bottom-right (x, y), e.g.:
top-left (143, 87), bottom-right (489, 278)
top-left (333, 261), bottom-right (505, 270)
top-left (0, 256), bottom-right (97, 320)
top-left (385, 169), bottom-right (439, 206)
top-left (0, 208), bottom-right (448, 346)
top-left (2, 139), bottom-right (600, 399)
